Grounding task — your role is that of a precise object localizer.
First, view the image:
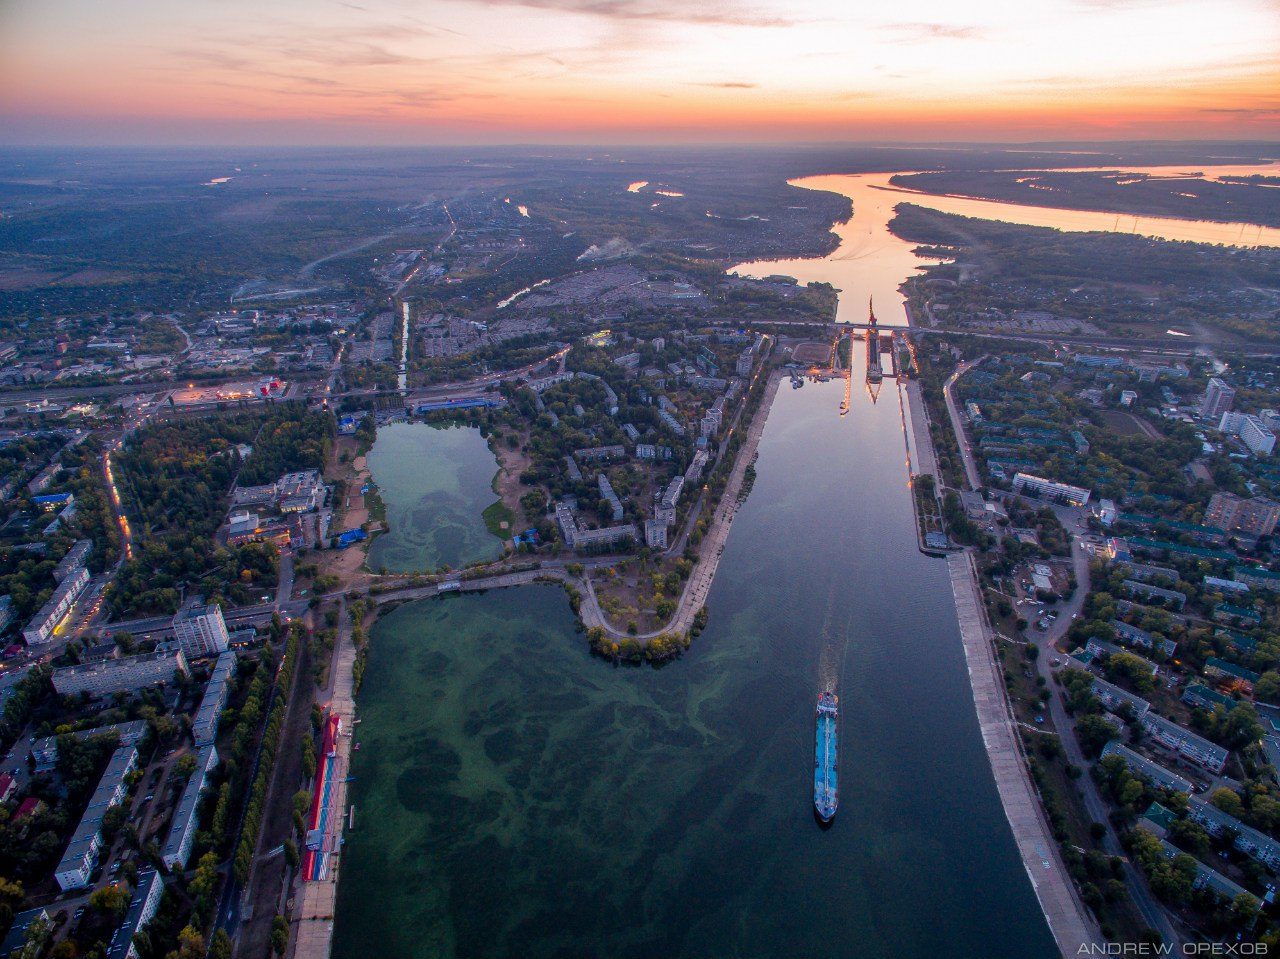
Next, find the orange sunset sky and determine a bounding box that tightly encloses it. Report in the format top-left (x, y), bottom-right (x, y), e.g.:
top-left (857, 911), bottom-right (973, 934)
top-left (1, 0), bottom-right (1278, 144)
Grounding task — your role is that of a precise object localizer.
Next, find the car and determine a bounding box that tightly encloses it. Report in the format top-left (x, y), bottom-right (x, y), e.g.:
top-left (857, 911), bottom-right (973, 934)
top-left (142, 794), bottom-right (153, 802)
top-left (1034, 715), bottom-right (1045, 724)
top-left (74, 907), bottom-right (85, 919)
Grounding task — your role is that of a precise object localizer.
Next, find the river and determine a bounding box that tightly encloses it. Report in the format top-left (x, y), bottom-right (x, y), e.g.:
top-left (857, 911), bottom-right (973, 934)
top-left (333, 367), bottom-right (1056, 959)
top-left (732, 164), bottom-right (1280, 325)
top-left (333, 163), bottom-right (1280, 957)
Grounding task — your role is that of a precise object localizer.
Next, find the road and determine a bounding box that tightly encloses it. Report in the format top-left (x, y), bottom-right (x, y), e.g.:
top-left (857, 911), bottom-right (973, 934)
top-left (942, 357), bottom-right (984, 491)
top-left (1027, 505), bottom-right (1184, 948)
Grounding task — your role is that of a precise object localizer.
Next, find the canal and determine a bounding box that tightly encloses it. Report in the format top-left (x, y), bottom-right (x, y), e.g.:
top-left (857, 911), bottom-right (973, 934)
top-left (332, 364), bottom-right (1056, 959)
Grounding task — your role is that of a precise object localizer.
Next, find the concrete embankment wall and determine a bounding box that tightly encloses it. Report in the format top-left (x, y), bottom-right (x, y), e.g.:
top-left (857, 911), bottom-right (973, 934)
top-left (946, 551), bottom-right (1099, 957)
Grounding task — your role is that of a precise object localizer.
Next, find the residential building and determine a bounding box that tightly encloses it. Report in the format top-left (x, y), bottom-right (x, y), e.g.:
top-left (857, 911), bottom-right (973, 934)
top-left (1100, 741), bottom-right (1192, 794)
top-left (1140, 713), bottom-right (1228, 773)
top-left (31, 720), bottom-right (148, 772)
top-left (564, 456), bottom-right (582, 482)
top-left (1091, 677), bottom-right (1150, 717)
top-left (1140, 835), bottom-right (1259, 909)
top-left (1122, 579), bottom-right (1186, 609)
top-left (171, 604), bottom-right (230, 659)
top-left (573, 445), bottom-right (625, 462)
top-left (0, 594), bottom-right (13, 633)
top-left (0, 908), bottom-right (49, 958)
top-left (1188, 796), bottom-right (1280, 868)
top-left (1236, 567), bottom-right (1280, 592)
top-left (1086, 639), bottom-right (1157, 675)
top-left (1011, 472), bottom-right (1091, 506)
top-left (1219, 411), bottom-right (1276, 457)
top-left (0, 664), bottom-right (32, 714)
top-left (1112, 619), bottom-right (1177, 657)
top-left (52, 539), bottom-right (92, 582)
top-left (105, 870), bottom-right (165, 959)
top-left (1204, 575), bottom-right (1250, 595)
top-left (23, 565), bottom-right (90, 645)
top-left (161, 745), bottom-right (219, 870)
top-left (1203, 378), bottom-right (1236, 419)
top-left (1182, 684), bottom-right (1237, 714)
top-left (1205, 492), bottom-right (1280, 538)
top-left (193, 651), bottom-right (237, 747)
top-left (644, 518), bottom-right (668, 550)
top-left (658, 410), bottom-right (685, 436)
top-left (55, 745), bottom-right (139, 890)
top-left (52, 649), bottom-right (188, 699)
top-left (1205, 657), bottom-right (1259, 692)
top-left (598, 474), bottom-right (624, 522)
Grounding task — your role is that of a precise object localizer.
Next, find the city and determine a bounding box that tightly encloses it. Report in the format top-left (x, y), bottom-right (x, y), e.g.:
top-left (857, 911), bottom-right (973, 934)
top-left (1, 1), bottom-right (1280, 958)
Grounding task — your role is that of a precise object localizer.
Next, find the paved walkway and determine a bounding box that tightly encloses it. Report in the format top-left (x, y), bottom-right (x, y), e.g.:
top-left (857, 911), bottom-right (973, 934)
top-left (947, 551), bottom-right (1101, 957)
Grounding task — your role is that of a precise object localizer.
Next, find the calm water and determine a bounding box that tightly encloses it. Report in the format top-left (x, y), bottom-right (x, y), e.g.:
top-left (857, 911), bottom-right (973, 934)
top-left (365, 422), bottom-right (503, 573)
top-left (332, 371), bottom-right (1056, 959)
top-left (732, 164), bottom-right (1280, 325)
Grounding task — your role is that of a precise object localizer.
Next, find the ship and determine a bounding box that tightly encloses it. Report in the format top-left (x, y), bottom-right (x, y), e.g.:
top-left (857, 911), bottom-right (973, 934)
top-left (814, 692), bottom-right (839, 823)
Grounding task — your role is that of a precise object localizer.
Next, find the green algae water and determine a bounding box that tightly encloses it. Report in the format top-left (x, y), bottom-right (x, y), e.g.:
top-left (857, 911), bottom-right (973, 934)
top-left (365, 422), bottom-right (504, 573)
top-left (332, 374), bottom-right (1057, 959)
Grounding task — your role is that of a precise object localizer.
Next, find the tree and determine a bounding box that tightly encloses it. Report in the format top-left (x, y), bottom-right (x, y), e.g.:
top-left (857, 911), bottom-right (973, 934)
top-left (174, 752), bottom-right (198, 779)
top-left (209, 930), bottom-right (233, 959)
top-left (1255, 671), bottom-right (1280, 705)
top-left (88, 882), bottom-right (129, 916)
top-left (271, 915), bottom-right (289, 956)
top-left (1210, 787), bottom-right (1245, 818)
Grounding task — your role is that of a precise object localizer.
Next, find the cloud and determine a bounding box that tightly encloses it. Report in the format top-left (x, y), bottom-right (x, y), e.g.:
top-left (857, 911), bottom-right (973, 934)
top-left (454, 0), bottom-right (798, 28)
top-left (691, 81), bottom-right (758, 89)
top-left (883, 22), bottom-right (983, 41)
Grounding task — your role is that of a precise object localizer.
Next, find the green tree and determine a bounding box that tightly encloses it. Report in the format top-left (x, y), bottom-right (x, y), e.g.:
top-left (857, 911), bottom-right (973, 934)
top-left (88, 882), bottom-right (129, 916)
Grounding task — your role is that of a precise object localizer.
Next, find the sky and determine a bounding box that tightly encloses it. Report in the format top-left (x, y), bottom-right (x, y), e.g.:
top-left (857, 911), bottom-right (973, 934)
top-left (1, 0), bottom-right (1279, 145)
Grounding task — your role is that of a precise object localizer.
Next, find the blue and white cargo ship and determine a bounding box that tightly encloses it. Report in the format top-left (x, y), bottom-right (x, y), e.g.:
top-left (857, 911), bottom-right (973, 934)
top-left (814, 692), bottom-right (839, 823)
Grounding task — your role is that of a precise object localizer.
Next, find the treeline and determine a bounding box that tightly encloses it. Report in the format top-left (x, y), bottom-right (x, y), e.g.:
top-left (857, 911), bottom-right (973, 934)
top-left (233, 625), bottom-right (302, 885)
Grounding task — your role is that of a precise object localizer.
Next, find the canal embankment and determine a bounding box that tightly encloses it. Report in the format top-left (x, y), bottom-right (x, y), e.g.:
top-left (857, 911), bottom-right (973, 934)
top-left (946, 549), bottom-right (1101, 956)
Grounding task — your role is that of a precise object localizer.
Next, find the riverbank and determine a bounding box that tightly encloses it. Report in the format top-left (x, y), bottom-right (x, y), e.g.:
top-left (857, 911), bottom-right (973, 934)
top-left (947, 546), bottom-right (1101, 955)
top-left (580, 369), bottom-right (783, 641)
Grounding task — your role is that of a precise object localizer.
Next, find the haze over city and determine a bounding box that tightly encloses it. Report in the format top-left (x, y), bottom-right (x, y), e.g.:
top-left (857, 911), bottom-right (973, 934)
top-left (2, 0), bottom-right (1279, 144)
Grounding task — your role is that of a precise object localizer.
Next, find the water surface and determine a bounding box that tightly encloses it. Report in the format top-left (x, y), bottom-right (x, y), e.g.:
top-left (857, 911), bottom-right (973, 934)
top-left (365, 422), bottom-right (503, 573)
top-left (732, 164), bottom-right (1280, 325)
top-left (333, 373), bottom-right (1056, 959)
